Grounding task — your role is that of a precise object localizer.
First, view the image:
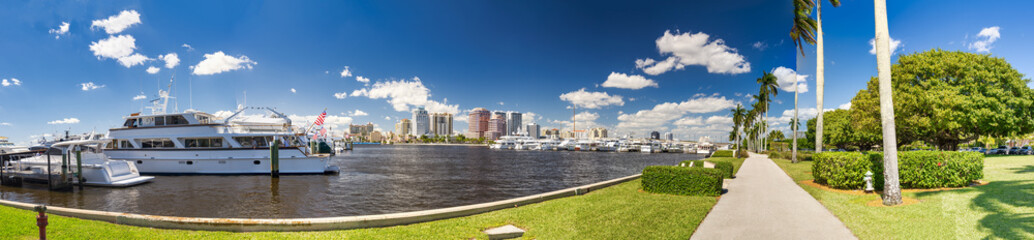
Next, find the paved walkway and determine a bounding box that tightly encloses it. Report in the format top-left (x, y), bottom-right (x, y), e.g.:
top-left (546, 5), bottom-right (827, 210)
top-left (691, 154), bottom-right (857, 240)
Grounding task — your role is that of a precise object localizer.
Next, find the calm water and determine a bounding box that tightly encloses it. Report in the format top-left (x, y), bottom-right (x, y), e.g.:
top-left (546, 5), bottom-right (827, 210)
top-left (0, 145), bottom-right (702, 218)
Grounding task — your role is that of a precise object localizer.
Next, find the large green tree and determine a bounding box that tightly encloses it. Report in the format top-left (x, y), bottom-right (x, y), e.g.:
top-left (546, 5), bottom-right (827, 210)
top-left (851, 49), bottom-right (1034, 150)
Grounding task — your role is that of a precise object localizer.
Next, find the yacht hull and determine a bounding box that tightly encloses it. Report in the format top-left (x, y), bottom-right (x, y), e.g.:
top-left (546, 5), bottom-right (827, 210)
top-left (105, 148), bottom-right (332, 174)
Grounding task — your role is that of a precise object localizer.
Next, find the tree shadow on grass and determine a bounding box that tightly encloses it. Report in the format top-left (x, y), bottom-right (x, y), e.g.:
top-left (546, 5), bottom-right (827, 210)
top-left (1010, 165), bottom-right (1034, 174)
top-left (918, 181), bottom-right (1034, 239)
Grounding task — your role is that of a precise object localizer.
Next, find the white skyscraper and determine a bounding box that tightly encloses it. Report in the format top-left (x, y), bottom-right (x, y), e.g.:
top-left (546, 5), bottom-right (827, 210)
top-left (506, 112), bottom-right (522, 136)
top-left (412, 107), bottom-right (429, 137)
top-left (525, 123), bottom-right (540, 139)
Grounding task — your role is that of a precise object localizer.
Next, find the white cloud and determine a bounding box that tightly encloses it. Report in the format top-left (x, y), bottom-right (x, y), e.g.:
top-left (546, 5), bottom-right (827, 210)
top-left (91, 10), bottom-right (141, 34)
top-left (159, 53), bottom-right (180, 69)
top-left (181, 43), bottom-right (194, 51)
top-left (287, 114), bottom-right (353, 129)
top-left (771, 66), bottom-right (809, 93)
top-left (191, 51), bottom-right (257, 75)
top-left (550, 111), bottom-right (602, 129)
top-left (602, 72), bottom-right (658, 90)
top-left (868, 37), bottom-right (902, 55)
top-left (635, 30), bottom-right (751, 75)
top-left (89, 34), bottom-right (137, 60)
top-left (616, 96), bottom-right (737, 131)
top-left (384, 116), bottom-right (391, 121)
top-left (350, 109), bottom-right (369, 116)
top-left (2, 78), bottom-right (22, 87)
top-left (116, 53), bottom-right (150, 68)
top-left (290, 88), bottom-right (297, 93)
top-left (522, 112), bottom-right (541, 126)
top-left (674, 116), bottom-right (704, 126)
top-left (146, 66), bottom-right (160, 74)
top-left (559, 88), bottom-right (624, 109)
top-left (48, 118), bottom-right (80, 125)
top-left (705, 115), bottom-right (733, 125)
top-left (132, 94), bottom-right (147, 100)
top-left (333, 92), bottom-right (348, 99)
top-left (838, 102), bottom-right (851, 110)
top-left (498, 101), bottom-right (505, 106)
top-left (356, 76), bottom-right (370, 83)
top-left (349, 77), bottom-right (460, 114)
top-left (80, 82), bottom-right (104, 91)
top-left (0, 122), bottom-right (10, 126)
top-left (340, 66), bottom-right (352, 78)
top-left (969, 26), bottom-right (1000, 53)
top-left (752, 41), bottom-right (767, 50)
top-left (49, 21), bottom-right (70, 39)
top-left (212, 110), bottom-right (235, 119)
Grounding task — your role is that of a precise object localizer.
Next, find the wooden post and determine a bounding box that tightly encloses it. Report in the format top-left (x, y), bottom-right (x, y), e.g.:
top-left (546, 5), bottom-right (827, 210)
top-left (60, 151), bottom-right (67, 185)
top-left (270, 139), bottom-right (280, 177)
top-left (46, 151), bottom-right (52, 190)
top-left (75, 148), bottom-right (82, 190)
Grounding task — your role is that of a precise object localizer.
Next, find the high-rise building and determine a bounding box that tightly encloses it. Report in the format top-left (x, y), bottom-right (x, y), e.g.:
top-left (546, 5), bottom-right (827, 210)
top-left (466, 108), bottom-right (491, 139)
top-left (429, 113), bottom-right (453, 136)
top-left (349, 122), bottom-right (375, 137)
top-left (412, 107), bottom-right (429, 137)
top-left (650, 131), bottom-right (661, 140)
top-left (664, 132), bottom-right (674, 141)
top-left (542, 128), bottom-right (561, 139)
top-left (394, 118), bottom-right (411, 137)
top-left (525, 123), bottom-right (540, 139)
top-left (589, 127), bottom-right (608, 140)
top-left (506, 112), bottom-right (522, 136)
top-left (486, 114), bottom-right (506, 140)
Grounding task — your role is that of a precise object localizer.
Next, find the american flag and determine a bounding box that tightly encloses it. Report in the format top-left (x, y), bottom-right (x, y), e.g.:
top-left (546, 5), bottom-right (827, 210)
top-left (314, 110), bottom-right (327, 126)
top-left (319, 128), bottom-right (327, 137)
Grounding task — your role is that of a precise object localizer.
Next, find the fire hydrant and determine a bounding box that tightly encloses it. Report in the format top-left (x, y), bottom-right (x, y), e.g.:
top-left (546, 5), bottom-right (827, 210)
top-left (864, 171), bottom-right (875, 193)
top-left (35, 205), bottom-right (47, 240)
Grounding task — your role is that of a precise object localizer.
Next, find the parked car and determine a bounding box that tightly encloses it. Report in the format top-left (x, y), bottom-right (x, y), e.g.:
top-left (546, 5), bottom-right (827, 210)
top-left (1009, 147), bottom-right (1021, 155)
top-left (988, 146), bottom-right (1009, 155)
top-left (975, 147), bottom-right (987, 154)
top-left (1018, 146), bottom-right (1033, 155)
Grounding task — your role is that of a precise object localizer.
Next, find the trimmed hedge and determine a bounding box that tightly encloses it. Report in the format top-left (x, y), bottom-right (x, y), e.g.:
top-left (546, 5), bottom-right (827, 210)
top-left (679, 160), bottom-right (735, 179)
top-left (812, 151), bottom-right (983, 190)
top-left (769, 151), bottom-right (813, 161)
top-left (711, 150), bottom-right (734, 158)
top-left (642, 166), bottom-right (724, 196)
top-left (735, 149), bottom-right (749, 158)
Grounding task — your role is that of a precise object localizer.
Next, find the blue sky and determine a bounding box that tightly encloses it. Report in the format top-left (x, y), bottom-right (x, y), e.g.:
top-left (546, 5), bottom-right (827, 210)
top-left (0, 1), bottom-right (1027, 145)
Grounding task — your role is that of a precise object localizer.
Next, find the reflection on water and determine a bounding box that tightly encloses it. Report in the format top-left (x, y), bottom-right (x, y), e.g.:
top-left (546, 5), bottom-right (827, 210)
top-left (1, 145), bottom-right (703, 218)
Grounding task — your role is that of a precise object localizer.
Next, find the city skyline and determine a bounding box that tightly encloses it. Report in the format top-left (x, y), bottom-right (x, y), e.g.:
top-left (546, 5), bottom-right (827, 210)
top-left (1, 1), bottom-right (1029, 145)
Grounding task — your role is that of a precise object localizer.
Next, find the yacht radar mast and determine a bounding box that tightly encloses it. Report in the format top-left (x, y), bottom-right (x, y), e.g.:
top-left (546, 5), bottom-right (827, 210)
top-left (147, 74), bottom-right (176, 115)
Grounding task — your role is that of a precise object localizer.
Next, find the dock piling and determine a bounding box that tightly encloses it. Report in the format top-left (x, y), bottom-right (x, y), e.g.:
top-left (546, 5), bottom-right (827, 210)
top-left (271, 139), bottom-right (280, 177)
top-left (75, 148), bottom-right (82, 190)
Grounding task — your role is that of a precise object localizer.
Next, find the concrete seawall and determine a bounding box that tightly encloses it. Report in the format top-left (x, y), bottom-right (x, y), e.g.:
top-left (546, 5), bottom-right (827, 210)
top-left (0, 174), bottom-right (641, 232)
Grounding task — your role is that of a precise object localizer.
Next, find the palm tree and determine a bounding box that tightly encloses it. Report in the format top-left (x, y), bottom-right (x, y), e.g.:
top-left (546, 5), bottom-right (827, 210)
top-left (731, 104), bottom-right (747, 153)
top-left (756, 72), bottom-right (779, 152)
top-left (790, 0), bottom-right (815, 162)
top-left (792, 0), bottom-right (841, 153)
top-left (873, 0), bottom-right (901, 206)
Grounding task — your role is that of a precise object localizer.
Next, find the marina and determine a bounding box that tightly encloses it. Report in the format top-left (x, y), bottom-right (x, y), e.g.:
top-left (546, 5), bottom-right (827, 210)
top-left (0, 144), bottom-right (703, 218)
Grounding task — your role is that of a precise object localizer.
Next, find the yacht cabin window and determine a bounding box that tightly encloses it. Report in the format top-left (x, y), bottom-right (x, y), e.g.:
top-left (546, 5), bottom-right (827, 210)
top-left (184, 138), bottom-right (223, 148)
top-left (120, 140), bottom-right (133, 149)
top-left (198, 115), bottom-right (211, 124)
top-left (140, 138), bottom-right (175, 148)
top-left (234, 136), bottom-right (275, 148)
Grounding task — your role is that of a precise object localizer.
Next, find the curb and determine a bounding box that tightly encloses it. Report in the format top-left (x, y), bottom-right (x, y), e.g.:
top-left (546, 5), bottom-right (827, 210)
top-left (0, 174), bottom-right (641, 232)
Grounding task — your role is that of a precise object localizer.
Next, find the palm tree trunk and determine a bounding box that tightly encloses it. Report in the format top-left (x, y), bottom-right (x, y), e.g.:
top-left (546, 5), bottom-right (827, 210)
top-left (815, 1), bottom-right (825, 153)
top-left (792, 73), bottom-right (800, 163)
top-left (874, 0), bottom-right (902, 206)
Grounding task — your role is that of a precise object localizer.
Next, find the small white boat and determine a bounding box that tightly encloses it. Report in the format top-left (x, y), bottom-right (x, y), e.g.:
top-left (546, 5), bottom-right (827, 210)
top-left (10, 139), bottom-right (154, 187)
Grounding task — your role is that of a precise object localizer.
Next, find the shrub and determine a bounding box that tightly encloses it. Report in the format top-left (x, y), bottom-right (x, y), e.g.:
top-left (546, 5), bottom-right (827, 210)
top-left (679, 160), bottom-right (735, 179)
top-left (871, 151), bottom-right (983, 188)
top-left (769, 151), bottom-right (813, 161)
top-left (711, 150), bottom-right (734, 158)
top-left (813, 151), bottom-right (984, 189)
top-left (642, 166), bottom-right (723, 196)
top-left (735, 149), bottom-right (749, 158)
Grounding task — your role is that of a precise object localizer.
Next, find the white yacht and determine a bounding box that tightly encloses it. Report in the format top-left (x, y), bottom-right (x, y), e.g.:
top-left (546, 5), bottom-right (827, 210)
top-left (640, 141), bottom-right (662, 153)
top-left (100, 84), bottom-right (336, 175)
top-left (490, 135), bottom-right (521, 150)
top-left (10, 139), bottom-right (154, 187)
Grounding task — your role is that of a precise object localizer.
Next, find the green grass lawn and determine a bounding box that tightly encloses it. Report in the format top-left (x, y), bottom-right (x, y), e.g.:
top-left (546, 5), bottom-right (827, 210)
top-left (0, 177), bottom-right (719, 240)
top-left (773, 155), bottom-right (1034, 239)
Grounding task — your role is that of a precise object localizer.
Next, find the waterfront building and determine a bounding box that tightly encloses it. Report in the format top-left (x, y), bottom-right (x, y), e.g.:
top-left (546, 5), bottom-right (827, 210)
top-left (429, 113), bottom-right (453, 136)
top-left (650, 131), bottom-right (660, 140)
top-left (525, 123), bottom-right (540, 139)
top-left (412, 107), bottom-right (430, 137)
top-left (542, 128), bottom-right (561, 139)
top-left (589, 127), bottom-right (608, 140)
top-left (506, 112), bottom-right (522, 136)
top-left (466, 108), bottom-right (491, 139)
top-left (486, 114), bottom-right (506, 140)
top-left (664, 132), bottom-right (674, 141)
top-left (349, 122), bottom-right (375, 138)
top-left (394, 118), bottom-right (411, 137)
top-left (562, 130), bottom-right (576, 139)
top-left (370, 131), bottom-right (384, 142)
